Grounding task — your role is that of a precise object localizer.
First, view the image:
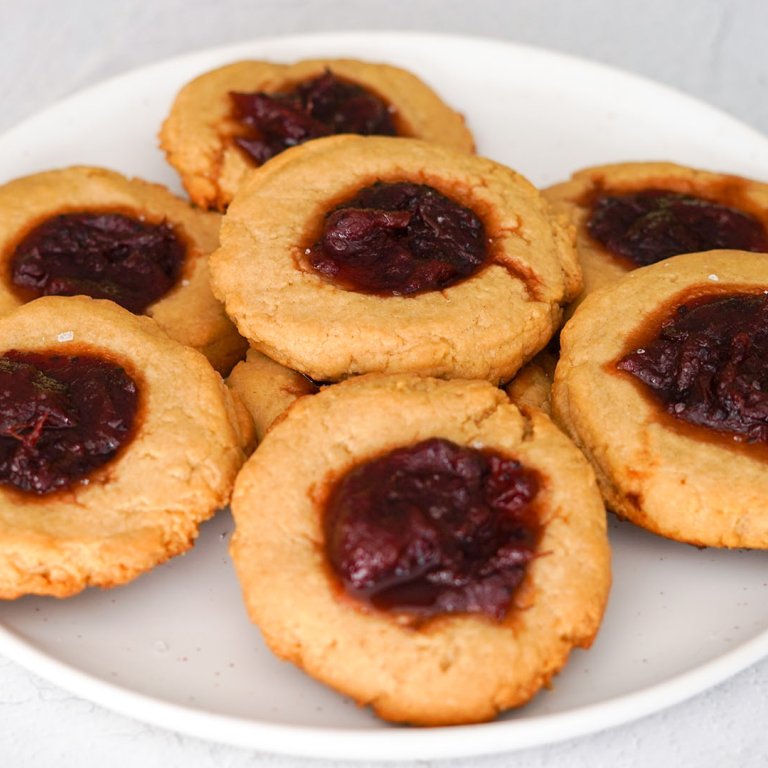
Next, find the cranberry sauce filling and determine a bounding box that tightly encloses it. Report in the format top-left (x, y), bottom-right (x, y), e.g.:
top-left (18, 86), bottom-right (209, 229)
top-left (231, 70), bottom-right (397, 165)
top-left (324, 438), bottom-right (541, 621)
top-left (0, 351), bottom-right (139, 494)
top-left (587, 190), bottom-right (768, 267)
top-left (618, 292), bottom-right (768, 443)
top-left (307, 182), bottom-right (488, 295)
top-left (11, 212), bottom-right (185, 314)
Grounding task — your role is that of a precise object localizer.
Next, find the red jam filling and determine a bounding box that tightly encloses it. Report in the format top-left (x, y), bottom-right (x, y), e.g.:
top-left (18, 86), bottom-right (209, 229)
top-left (587, 190), bottom-right (768, 267)
top-left (307, 182), bottom-right (488, 295)
top-left (11, 212), bottom-right (185, 314)
top-left (0, 351), bottom-right (139, 494)
top-left (231, 70), bottom-right (397, 164)
top-left (324, 438), bottom-right (541, 621)
top-left (618, 292), bottom-right (768, 443)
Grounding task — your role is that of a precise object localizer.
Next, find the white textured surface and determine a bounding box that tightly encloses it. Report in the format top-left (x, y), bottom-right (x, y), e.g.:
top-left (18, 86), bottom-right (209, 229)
top-left (2, 1), bottom-right (768, 765)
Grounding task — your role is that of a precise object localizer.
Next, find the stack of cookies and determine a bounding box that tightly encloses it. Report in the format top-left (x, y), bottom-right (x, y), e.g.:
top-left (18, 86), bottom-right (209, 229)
top-left (165, 58), bottom-right (610, 725)
top-left (546, 162), bottom-right (768, 549)
top-left (2, 53), bottom-right (767, 728)
top-left (0, 167), bottom-right (253, 599)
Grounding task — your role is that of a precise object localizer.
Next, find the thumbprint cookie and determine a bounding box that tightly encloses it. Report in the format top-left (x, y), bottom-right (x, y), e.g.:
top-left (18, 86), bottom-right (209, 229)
top-left (211, 135), bottom-right (580, 384)
top-left (230, 373), bottom-right (610, 725)
top-left (0, 296), bottom-right (252, 599)
top-left (545, 161), bottom-right (768, 303)
top-left (160, 58), bottom-right (475, 210)
top-left (553, 250), bottom-right (768, 547)
top-left (0, 166), bottom-right (246, 373)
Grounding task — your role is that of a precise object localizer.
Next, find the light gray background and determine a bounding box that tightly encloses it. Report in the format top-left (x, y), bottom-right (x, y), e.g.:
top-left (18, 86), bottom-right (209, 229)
top-left (2, 1), bottom-right (768, 766)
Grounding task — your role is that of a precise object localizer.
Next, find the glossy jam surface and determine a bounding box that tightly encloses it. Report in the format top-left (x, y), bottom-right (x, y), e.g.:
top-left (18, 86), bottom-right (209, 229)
top-left (587, 190), bottom-right (768, 267)
top-left (231, 70), bottom-right (396, 164)
top-left (0, 351), bottom-right (139, 494)
top-left (308, 182), bottom-right (488, 295)
top-left (11, 212), bottom-right (185, 314)
top-left (618, 292), bottom-right (768, 443)
top-left (324, 438), bottom-right (540, 620)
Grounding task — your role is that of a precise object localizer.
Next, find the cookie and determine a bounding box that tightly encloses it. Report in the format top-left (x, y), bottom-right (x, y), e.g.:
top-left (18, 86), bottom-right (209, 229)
top-left (504, 348), bottom-right (558, 416)
top-left (0, 166), bottom-right (247, 373)
top-left (552, 249), bottom-right (768, 547)
top-left (227, 348), bottom-right (318, 441)
top-left (230, 373), bottom-right (610, 725)
top-left (545, 161), bottom-right (768, 303)
top-left (160, 58), bottom-right (475, 210)
top-left (0, 295), bottom-right (252, 599)
top-left (211, 135), bottom-right (580, 384)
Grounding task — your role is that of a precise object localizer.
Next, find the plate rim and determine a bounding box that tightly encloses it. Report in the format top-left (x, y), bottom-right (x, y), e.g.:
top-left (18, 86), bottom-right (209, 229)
top-left (2, 616), bottom-right (767, 761)
top-left (3, 29), bottom-right (768, 175)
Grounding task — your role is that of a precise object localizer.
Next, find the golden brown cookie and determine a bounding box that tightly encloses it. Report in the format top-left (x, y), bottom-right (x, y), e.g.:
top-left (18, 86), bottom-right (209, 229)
top-left (552, 249), bottom-right (768, 547)
top-left (211, 135), bottom-right (580, 384)
top-left (226, 348), bottom-right (318, 441)
top-left (504, 348), bottom-right (558, 415)
top-left (0, 166), bottom-right (246, 373)
top-left (545, 161), bottom-right (768, 303)
top-left (230, 373), bottom-right (610, 726)
top-left (160, 58), bottom-right (475, 210)
top-left (0, 295), bottom-right (252, 599)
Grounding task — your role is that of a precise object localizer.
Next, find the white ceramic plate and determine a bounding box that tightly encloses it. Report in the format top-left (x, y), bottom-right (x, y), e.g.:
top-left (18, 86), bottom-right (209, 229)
top-left (1, 32), bottom-right (768, 762)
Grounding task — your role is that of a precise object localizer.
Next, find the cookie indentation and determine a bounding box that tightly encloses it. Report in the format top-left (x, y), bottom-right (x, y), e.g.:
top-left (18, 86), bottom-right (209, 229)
top-left (588, 190), bottom-right (768, 267)
top-left (618, 291), bottom-right (768, 444)
top-left (231, 70), bottom-right (396, 165)
top-left (324, 437), bottom-right (540, 620)
top-left (0, 350), bottom-right (138, 494)
top-left (307, 181), bottom-right (487, 295)
top-left (10, 211), bottom-right (186, 313)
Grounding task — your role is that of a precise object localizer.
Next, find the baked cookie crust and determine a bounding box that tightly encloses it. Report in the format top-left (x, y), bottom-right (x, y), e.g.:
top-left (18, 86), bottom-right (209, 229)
top-left (0, 166), bottom-right (246, 373)
top-left (160, 58), bottom-right (475, 210)
top-left (230, 373), bottom-right (609, 725)
top-left (211, 135), bottom-right (580, 384)
top-left (504, 348), bottom-right (558, 416)
top-left (0, 296), bottom-right (252, 599)
top-left (545, 161), bottom-right (768, 303)
top-left (552, 249), bottom-right (768, 547)
top-left (226, 348), bottom-right (317, 442)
